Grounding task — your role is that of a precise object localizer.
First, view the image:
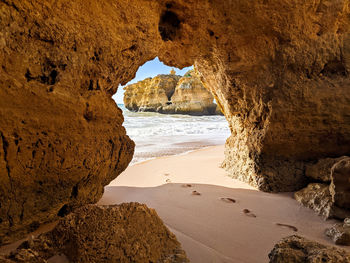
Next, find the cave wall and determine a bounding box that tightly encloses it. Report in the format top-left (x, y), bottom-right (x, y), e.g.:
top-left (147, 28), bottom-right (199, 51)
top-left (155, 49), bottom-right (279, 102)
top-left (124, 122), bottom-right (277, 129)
top-left (0, 0), bottom-right (349, 243)
top-left (193, 1), bottom-right (350, 191)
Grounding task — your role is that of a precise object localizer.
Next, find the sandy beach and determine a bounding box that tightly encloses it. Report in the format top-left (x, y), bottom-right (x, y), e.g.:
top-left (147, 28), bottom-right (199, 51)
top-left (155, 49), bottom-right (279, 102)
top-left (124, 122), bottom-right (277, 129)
top-left (100, 145), bottom-right (350, 263)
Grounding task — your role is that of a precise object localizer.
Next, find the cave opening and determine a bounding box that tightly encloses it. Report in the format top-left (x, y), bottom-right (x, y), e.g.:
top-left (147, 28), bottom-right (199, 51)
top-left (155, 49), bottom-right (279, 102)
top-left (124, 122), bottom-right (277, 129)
top-left (112, 57), bottom-right (230, 167)
top-left (1, 1), bottom-right (350, 261)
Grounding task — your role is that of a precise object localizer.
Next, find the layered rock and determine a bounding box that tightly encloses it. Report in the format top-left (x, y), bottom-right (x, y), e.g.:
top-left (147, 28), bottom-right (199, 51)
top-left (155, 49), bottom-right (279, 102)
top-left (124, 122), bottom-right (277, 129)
top-left (1, 203), bottom-right (188, 263)
top-left (268, 235), bottom-right (350, 263)
top-left (124, 70), bottom-right (221, 115)
top-left (124, 74), bottom-right (181, 112)
top-left (294, 157), bottom-right (350, 219)
top-left (0, 0), bottom-right (350, 243)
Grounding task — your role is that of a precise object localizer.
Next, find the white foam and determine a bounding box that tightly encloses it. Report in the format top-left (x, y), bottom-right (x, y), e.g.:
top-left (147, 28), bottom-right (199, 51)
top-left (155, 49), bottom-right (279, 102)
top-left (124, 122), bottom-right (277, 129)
top-left (119, 104), bottom-right (230, 164)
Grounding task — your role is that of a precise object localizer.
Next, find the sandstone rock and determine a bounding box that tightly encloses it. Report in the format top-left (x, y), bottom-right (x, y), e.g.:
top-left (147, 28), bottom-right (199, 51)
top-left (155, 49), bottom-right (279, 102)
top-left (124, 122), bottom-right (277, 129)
top-left (306, 156), bottom-right (348, 182)
top-left (124, 70), bottom-right (221, 115)
top-left (294, 183), bottom-right (334, 218)
top-left (164, 70), bottom-right (220, 115)
top-left (294, 183), bottom-right (350, 219)
top-left (124, 74), bottom-right (181, 112)
top-left (1, 0), bottom-right (350, 243)
top-left (268, 235), bottom-right (350, 263)
top-left (325, 219), bottom-right (350, 246)
top-left (330, 157), bottom-right (350, 210)
top-left (296, 157), bottom-right (350, 220)
top-left (296, 156), bottom-right (350, 219)
top-left (2, 203), bottom-right (189, 263)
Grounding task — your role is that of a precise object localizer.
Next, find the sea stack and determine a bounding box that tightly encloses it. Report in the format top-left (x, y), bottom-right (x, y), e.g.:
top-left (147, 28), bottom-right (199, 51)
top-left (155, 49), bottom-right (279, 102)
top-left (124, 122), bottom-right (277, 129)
top-left (123, 69), bottom-right (223, 116)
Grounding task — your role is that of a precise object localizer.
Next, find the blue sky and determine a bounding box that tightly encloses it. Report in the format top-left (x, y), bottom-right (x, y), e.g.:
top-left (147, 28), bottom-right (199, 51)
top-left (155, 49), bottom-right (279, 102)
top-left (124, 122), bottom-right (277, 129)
top-left (113, 57), bottom-right (193, 103)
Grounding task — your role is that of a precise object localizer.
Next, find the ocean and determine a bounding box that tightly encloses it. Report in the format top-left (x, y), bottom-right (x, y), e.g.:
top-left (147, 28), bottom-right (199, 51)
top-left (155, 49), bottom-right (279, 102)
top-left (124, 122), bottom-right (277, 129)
top-left (118, 104), bottom-right (231, 165)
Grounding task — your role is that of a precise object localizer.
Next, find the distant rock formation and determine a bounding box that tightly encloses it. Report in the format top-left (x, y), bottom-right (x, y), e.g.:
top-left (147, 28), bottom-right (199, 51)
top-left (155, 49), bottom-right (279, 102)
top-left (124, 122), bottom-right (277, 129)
top-left (123, 70), bottom-right (223, 116)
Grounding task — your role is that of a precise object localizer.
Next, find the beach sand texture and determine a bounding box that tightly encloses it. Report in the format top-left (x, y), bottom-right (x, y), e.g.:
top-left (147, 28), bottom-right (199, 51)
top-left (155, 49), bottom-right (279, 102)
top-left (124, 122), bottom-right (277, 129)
top-left (100, 145), bottom-right (350, 263)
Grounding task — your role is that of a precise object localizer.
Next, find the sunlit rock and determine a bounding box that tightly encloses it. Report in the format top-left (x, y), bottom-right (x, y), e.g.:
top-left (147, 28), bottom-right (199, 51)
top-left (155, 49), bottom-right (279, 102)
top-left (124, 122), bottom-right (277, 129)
top-left (124, 70), bottom-right (221, 115)
top-left (0, 0), bottom-right (349, 242)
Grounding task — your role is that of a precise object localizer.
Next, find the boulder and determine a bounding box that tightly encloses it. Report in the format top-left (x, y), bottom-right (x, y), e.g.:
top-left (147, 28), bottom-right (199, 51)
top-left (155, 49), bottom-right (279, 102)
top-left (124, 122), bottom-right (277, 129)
top-left (2, 203), bottom-right (189, 263)
top-left (294, 183), bottom-right (334, 218)
top-left (295, 157), bottom-right (350, 219)
top-left (294, 183), bottom-right (350, 219)
top-left (325, 218), bottom-right (350, 246)
top-left (268, 235), bottom-right (350, 263)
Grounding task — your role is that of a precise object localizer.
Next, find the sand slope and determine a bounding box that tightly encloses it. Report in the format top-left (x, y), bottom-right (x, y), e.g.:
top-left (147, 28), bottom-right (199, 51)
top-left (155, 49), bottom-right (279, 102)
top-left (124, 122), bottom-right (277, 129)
top-left (100, 145), bottom-right (350, 263)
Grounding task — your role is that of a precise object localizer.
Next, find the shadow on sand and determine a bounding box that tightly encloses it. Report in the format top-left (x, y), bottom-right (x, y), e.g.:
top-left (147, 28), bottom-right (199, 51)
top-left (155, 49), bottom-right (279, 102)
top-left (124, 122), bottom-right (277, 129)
top-left (99, 183), bottom-right (345, 263)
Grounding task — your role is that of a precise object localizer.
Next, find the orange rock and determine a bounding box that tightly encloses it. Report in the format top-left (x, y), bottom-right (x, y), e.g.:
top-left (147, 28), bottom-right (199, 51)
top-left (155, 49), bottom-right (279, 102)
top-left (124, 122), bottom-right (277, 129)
top-left (0, 0), bottom-right (349, 243)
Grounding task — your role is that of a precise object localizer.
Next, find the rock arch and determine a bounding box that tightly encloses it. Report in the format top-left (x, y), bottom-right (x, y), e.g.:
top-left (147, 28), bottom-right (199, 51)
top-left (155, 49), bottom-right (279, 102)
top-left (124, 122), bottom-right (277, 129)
top-left (0, 0), bottom-right (349, 243)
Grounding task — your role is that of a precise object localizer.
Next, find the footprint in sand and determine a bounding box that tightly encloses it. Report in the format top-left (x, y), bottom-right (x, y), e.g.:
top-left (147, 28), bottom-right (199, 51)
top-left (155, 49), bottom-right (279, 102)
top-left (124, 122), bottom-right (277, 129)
top-left (192, 190), bottom-right (201, 196)
top-left (243, 209), bottom-right (256, 218)
top-left (220, 197), bottom-right (236, 203)
top-left (275, 223), bottom-right (298, 232)
top-left (182, 184), bottom-right (193, 188)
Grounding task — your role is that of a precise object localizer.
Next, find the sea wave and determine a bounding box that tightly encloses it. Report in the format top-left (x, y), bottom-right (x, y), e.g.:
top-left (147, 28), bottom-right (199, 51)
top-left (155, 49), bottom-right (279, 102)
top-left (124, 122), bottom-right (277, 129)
top-left (118, 104), bottom-right (230, 164)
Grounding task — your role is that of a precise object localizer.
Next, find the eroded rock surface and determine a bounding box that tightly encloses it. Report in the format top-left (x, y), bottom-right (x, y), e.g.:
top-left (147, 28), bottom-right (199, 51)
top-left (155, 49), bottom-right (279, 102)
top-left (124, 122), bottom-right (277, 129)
top-left (325, 218), bottom-right (350, 246)
top-left (294, 183), bottom-right (334, 218)
top-left (295, 157), bottom-right (350, 219)
top-left (124, 70), bottom-right (221, 115)
top-left (124, 74), bottom-right (181, 112)
top-left (268, 235), bottom-right (350, 263)
top-left (1, 0), bottom-right (350, 243)
top-left (1, 203), bottom-right (189, 263)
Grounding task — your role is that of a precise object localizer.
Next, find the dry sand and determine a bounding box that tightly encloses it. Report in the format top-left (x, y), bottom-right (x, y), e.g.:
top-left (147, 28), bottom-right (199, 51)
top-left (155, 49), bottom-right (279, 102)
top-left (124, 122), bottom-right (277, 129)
top-left (100, 145), bottom-right (350, 263)
top-left (1, 145), bottom-right (348, 262)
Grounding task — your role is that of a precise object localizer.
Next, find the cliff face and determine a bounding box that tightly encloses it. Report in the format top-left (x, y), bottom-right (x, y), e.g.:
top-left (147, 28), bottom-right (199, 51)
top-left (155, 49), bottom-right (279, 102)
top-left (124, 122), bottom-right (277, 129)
top-left (124, 70), bottom-right (221, 115)
top-left (0, 0), bottom-right (350, 243)
top-left (123, 74), bottom-right (181, 112)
